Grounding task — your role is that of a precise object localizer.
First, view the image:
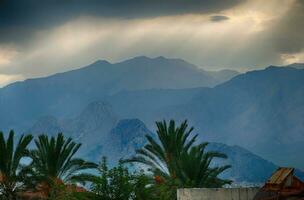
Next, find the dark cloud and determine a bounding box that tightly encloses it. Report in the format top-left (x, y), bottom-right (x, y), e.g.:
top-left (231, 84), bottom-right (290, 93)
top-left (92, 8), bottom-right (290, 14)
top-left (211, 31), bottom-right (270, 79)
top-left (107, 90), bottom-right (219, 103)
top-left (0, 0), bottom-right (243, 21)
top-left (210, 15), bottom-right (229, 22)
top-left (0, 0), bottom-right (303, 81)
top-left (270, 0), bottom-right (304, 54)
top-left (0, 0), bottom-right (243, 44)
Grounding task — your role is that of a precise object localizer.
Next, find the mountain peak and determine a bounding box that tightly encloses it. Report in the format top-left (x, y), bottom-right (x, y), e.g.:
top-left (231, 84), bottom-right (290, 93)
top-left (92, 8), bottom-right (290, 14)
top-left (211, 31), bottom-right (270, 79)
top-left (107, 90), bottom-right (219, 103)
top-left (264, 65), bottom-right (300, 72)
top-left (115, 118), bottom-right (147, 130)
top-left (121, 55), bottom-right (200, 71)
top-left (156, 56), bottom-right (165, 59)
top-left (75, 101), bottom-right (117, 131)
top-left (129, 55), bottom-right (151, 61)
top-left (86, 60), bottom-right (111, 68)
top-left (93, 59), bottom-right (111, 65)
top-left (265, 63), bottom-right (304, 71)
top-left (110, 118), bottom-right (152, 149)
top-left (80, 101), bottom-right (114, 118)
top-left (286, 63), bottom-right (304, 69)
top-left (265, 65), bottom-right (281, 70)
top-left (111, 119), bottom-right (152, 140)
top-left (125, 55), bottom-right (183, 63)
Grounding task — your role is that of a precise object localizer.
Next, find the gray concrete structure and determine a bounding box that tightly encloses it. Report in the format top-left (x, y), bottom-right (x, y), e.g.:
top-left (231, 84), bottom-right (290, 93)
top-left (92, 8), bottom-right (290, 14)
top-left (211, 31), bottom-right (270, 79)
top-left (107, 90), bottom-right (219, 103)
top-left (177, 188), bottom-right (260, 200)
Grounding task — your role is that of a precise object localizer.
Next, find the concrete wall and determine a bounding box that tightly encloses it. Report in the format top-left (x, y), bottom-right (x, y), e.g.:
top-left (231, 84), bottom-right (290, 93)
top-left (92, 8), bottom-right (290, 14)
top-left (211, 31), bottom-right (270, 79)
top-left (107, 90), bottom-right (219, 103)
top-left (177, 188), bottom-right (260, 200)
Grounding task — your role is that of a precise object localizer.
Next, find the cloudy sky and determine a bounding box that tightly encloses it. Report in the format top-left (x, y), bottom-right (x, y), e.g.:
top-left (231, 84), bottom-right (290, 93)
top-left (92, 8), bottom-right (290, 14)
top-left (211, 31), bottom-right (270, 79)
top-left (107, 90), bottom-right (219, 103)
top-left (0, 0), bottom-right (303, 86)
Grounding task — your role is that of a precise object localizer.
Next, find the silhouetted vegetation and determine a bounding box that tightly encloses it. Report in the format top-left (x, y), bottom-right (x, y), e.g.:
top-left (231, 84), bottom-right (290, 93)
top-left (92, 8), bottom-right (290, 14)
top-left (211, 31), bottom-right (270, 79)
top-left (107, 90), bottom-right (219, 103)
top-left (90, 157), bottom-right (155, 200)
top-left (0, 120), bottom-right (231, 199)
top-left (0, 131), bottom-right (33, 200)
top-left (124, 120), bottom-right (231, 198)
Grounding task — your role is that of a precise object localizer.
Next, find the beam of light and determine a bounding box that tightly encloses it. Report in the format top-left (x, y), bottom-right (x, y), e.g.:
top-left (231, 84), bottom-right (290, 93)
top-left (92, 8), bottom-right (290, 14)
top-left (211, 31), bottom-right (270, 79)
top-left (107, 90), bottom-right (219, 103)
top-left (0, 47), bottom-right (18, 66)
top-left (0, 0), bottom-right (298, 85)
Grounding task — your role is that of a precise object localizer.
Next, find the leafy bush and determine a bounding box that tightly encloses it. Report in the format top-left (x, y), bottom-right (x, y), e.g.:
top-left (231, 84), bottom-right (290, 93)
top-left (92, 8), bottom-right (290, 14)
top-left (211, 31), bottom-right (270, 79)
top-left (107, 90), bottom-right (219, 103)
top-left (91, 157), bottom-right (156, 200)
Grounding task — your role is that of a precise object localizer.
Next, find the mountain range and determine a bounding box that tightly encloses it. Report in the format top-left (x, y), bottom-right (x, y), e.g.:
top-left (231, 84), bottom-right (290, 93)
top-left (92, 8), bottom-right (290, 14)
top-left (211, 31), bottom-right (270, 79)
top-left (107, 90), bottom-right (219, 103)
top-left (164, 66), bottom-right (304, 169)
top-left (27, 100), bottom-right (304, 183)
top-left (104, 65), bottom-right (304, 169)
top-left (0, 56), bottom-right (238, 132)
top-left (0, 56), bottom-right (303, 183)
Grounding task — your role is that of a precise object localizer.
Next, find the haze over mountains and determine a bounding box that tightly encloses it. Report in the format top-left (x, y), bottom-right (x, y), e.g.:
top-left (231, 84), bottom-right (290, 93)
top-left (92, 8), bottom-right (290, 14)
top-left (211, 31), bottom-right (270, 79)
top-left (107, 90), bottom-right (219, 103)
top-left (157, 66), bottom-right (304, 169)
top-left (27, 100), bottom-right (304, 183)
top-left (26, 100), bottom-right (281, 184)
top-left (0, 56), bottom-right (238, 131)
top-left (0, 56), bottom-right (303, 182)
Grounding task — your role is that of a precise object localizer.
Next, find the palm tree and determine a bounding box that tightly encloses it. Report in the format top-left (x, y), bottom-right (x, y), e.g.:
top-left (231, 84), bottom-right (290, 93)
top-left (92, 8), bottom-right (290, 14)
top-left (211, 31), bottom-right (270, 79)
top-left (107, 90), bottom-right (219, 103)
top-left (124, 120), bottom-right (231, 188)
top-left (0, 130), bottom-right (33, 200)
top-left (177, 143), bottom-right (231, 188)
top-left (125, 120), bottom-right (196, 179)
top-left (28, 133), bottom-right (97, 195)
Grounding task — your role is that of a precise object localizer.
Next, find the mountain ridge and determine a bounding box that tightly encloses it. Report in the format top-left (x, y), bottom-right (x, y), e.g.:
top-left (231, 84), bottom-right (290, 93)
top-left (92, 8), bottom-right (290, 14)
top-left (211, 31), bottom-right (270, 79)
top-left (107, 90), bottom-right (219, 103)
top-left (0, 56), bottom-right (239, 132)
top-left (27, 101), bottom-right (304, 183)
top-left (0, 57), bottom-right (303, 171)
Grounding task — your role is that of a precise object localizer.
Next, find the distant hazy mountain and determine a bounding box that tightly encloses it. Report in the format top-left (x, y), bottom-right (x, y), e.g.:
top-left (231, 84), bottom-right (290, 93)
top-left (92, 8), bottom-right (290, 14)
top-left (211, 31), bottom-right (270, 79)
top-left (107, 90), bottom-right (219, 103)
top-left (83, 118), bottom-right (152, 164)
top-left (106, 87), bottom-right (205, 122)
top-left (207, 143), bottom-right (276, 183)
top-left (1, 57), bottom-right (304, 177)
top-left (28, 101), bottom-right (149, 165)
top-left (29, 102), bottom-right (288, 183)
top-left (100, 66), bottom-right (304, 169)
top-left (0, 56), bottom-right (238, 132)
top-left (160, 66), bottom-right (304, 169)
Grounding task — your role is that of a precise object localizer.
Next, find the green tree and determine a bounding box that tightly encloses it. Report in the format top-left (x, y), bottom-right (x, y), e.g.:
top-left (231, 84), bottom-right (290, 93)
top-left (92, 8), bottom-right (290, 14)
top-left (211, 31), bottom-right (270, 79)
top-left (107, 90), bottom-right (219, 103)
top-left (0, 130), bottom-right (33, 200)
top-left (28, 133), bottom-right (97, 196)
top-left (177, 143), bottom-right (231, 188)
top-left (125, 120), bottom-right (196, 179)
top-left (91, 157), bottom-right (134, 200)
top-left (124, 120), bottom-right (231, 189)
top-left (132, 172), bottom-right (155, 200)
top-left (91, 157), bottom-right (155, 200)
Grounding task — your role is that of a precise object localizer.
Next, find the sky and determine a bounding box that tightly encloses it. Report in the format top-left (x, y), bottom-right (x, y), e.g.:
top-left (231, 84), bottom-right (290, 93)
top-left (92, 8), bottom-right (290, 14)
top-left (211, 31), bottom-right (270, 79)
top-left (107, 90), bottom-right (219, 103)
top-left (0, 0), bottom-right (303, 87)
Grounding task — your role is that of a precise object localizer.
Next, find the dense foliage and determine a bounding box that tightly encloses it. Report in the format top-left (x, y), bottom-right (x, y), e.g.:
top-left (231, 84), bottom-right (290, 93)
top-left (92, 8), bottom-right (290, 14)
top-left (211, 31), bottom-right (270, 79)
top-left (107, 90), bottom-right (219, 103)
top-left (91, 157), bottom-right (155, 200)
top-left (124, 120), bottom-right (231, 189)
top-left (0, 120), bottom-right (231, 199)
top-left (27, 133), bottom-right (98, 197)
top-left (0, 131), bottom-right (33, 200)
top-left (29, 133), bottom-right (97, 183)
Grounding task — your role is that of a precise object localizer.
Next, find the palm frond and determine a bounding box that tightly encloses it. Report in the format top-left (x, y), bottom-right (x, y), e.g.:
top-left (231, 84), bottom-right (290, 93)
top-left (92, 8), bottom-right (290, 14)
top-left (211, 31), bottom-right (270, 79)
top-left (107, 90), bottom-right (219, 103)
top-left (29, 133), bottom-right (97, 188)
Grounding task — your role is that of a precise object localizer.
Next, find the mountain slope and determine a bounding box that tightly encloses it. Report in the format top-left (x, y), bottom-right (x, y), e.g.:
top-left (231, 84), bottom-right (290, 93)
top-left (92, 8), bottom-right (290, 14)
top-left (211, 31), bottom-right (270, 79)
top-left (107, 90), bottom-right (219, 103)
top-left (28, 103), bottom-right (299, 184)
top-left (168, 66), bottom-right (304, 169)
top-left (28, 101), bottom-right (151, 165)
top-left (207, 143), bottom-right (276, 183)
top-left (285, 63), bottom-right (304, 69)
top-left (95, 66), bottom-right (304, 169)
top-left (106, 87), bottom-right (205, 123)
top-left (0, 56), bottom-right (237, 132)
top-left (1, 57), bottom-right (303, 174)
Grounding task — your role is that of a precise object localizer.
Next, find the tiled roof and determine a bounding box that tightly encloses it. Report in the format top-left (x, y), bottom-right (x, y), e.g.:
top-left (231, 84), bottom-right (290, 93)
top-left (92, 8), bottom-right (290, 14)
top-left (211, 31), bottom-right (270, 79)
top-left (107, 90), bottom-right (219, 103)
top-left (266, 167), bottom-right (293, 185)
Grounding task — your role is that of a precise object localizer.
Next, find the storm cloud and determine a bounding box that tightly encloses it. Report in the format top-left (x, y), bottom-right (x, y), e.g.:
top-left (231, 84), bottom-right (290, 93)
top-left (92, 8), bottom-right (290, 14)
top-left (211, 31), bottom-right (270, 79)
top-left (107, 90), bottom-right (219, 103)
top-left (270, 0), bottom-right (304, 54)
top-left (0, 0), bottom-right (243, 44)
top-left (0, 0), bottom-right (303, 87)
